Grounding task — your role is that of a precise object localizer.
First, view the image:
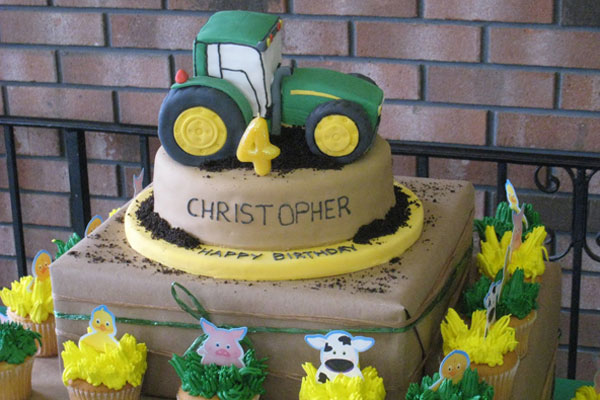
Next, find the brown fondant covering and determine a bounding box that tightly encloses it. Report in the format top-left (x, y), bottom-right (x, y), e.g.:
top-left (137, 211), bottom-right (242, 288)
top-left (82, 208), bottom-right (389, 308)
top-left (51, 177), bottom-right (473, 399)
top-left (152, 136), bottom-right (396, 250)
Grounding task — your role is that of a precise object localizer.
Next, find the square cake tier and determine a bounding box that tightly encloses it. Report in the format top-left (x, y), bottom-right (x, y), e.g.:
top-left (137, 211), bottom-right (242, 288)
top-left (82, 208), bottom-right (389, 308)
top-left (50, 177), bottom-right (474, 398)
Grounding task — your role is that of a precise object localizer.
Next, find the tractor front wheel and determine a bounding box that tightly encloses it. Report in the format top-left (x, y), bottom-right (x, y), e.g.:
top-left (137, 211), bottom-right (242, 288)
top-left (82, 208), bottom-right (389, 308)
top-left (158, 86), bottom-right (246, 166)
top-left (305, 100), bottom-right (374, 164)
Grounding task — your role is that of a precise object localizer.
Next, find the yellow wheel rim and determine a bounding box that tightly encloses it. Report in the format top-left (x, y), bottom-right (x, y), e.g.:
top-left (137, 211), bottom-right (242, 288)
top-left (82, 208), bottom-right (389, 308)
top-left (174, 106), bottom-right (227, 156)
top-left (314, 114), bottom-right (359, 157)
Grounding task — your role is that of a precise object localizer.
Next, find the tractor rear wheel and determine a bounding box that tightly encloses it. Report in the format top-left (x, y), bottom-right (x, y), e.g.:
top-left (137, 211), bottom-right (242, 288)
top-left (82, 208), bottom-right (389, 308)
top-left (305, 100), bottom-right (374, 164)
top-left (158, 86), bottom-right (246, 166)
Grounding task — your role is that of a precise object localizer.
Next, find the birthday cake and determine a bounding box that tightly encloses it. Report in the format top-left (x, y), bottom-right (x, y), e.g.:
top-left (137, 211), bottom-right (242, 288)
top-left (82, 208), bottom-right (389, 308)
top-left (50, 10), bottom-right (476, 399)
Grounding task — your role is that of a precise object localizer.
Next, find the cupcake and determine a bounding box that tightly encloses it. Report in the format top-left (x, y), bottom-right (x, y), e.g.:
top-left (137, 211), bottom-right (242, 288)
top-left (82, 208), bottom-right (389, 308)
top-left (299, 363), bottom-right (385, 400)
top-left (61, 305), bottom-right (147, 400)
top-left (0, 321), bottom-right (42, 400)
top-left (462, 269), bottom-right (539, 358)
top-left (300, 330), bottom-right (385, 400)
top-left (406, 367), bottom-right (494, 400)
top-left (441, 309), bottom-right (519, 400)
top-left (1, 250), bottom-right (56, 357)
top-left (477, 225), bottom-right (548, 283)
top-left (571, 386), bottom-right (600, 400)
top-left (474, 201), bottom-right (542, 243)
top-left (170, 319), bottom-right (267, 400)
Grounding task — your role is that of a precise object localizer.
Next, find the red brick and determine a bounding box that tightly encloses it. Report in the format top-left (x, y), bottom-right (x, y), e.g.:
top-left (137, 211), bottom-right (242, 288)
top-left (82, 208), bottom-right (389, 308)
top-left (379, 104), bottom-right (487, 144)
top-left (0, 49), bottom-right (56, 83)
top-left (356, 22), bottom-right (480, 62)
top-left (91, 198), bottom-right (128, 219)
top-left (7, 87), bottom-right (114, 122)
top-left (17, 159), bottom-right (69, 192)
top-left (0, 92), bottom-right (4, 116)
top-left (118, 91), bottom-right (166, 125)
top-left (173, 54), bottom-right (194, 76)
top-left (0, 0), bottom-right (45, 4)
top-left (0, 11), bottom-right (104, 46)
top-left (283, 19), bottom-right (349, 56)
top-left (497, 113), bottom-right (600, 152)
top-left (428, 66), bottom-right (554, 108)
top-left (0, 192), bottom-right (11, 223)
top-left (14, 128), bottom-right (61, 157)
top-left (297, 60), bottom-right (419, 100)
top-left (0, 226), bottom-right (15, 256)
top-left (168, 0), bottom-right (286, 12)
top-left (0, 159), bottom-right (7, 188)
top-left (430, 158), bottom-right (496, 186)
top-left (149, 137), bottom-right (161, 162)
top-left (0, 259), bottom-right (18, 289)
top-left (110, 14), bottom-right (206, 50)
top-left (55, 0), bottom-right (161, 8)
top-left (86, 131), bottom-right (140, 162)
top-left (490, 28), bottom-right (600, 69)
top-left (560, 311), bottom-right (600, 348)
top-left (62, 52), bottom-right (170, 88)
top-left (295, 0), bottom-right (416, 17)
top-left (562, 74), bottom-right (600, 111)
top-left (562, 272), bottom-right (600, 310)
top-left (21, 193), bottom-right (71, 227)
top-left (557, 348), bottom-right (598, 380)
top-left (425, 0), bottom-right (553, 23)
top-left (23, 227), bottom-right (72, 259)
top-left (88, 164), bottom-right (118, 196)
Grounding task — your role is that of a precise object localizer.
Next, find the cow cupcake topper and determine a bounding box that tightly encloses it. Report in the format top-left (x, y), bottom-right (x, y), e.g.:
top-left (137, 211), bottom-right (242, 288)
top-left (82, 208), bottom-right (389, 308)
top-left (305, 330), bottom-right (375, 383)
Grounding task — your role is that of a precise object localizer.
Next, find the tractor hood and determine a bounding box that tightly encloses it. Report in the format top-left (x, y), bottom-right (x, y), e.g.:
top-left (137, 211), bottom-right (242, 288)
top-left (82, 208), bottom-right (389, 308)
top-left (281, 68), bottom-right (384, 129)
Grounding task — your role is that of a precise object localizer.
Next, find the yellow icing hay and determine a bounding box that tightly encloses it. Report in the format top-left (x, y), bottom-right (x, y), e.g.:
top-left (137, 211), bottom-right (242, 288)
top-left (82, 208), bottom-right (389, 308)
top-left (61, 333), bottom-right (147, 390)
top-left (0, 276), bottom-right (53, 323)
top-left (477, 225), bottom-right (548, 282)
top-left (299, 362), bottom-right (385, 400)
top-left (572, 386), bottom-right (600, 400)
top-left (441, 308), bottom-right (517, 367)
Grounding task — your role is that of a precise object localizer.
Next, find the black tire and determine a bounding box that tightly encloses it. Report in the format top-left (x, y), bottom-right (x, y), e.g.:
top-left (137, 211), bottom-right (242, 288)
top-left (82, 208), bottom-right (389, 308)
top-left (158, 86), bottom-right (246, 166)
top-left (305, 100), bottom-right (375, 164)
top-left (349, 72), bottom-right (378, 87)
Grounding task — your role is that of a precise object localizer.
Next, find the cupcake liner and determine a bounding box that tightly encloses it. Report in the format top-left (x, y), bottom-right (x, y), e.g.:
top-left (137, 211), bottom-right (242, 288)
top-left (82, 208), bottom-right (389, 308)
top-left (176, 387), bottom-right (259, 400)
top-left (0, 356), bottom-right (34, 400)
top-left (509, 310), bottom-right (538, 358)
top-left (67, 382), bottom-right (142, 400)
top-left (7, 310), bottom-right (58, 357)
top-left (473, 351), bottom-right (520, 400)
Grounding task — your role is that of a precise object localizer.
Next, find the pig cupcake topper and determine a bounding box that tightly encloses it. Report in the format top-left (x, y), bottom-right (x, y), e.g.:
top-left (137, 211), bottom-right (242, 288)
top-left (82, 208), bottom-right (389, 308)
top-left (305, 330), bottom-right (375, 383)
top-left (197, 318), bottom-right (248, 368)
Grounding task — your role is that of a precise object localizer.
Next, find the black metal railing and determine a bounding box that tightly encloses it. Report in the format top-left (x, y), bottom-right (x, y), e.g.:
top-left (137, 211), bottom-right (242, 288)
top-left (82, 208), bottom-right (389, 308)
top-left (1, 116), bottom-right (599, 379)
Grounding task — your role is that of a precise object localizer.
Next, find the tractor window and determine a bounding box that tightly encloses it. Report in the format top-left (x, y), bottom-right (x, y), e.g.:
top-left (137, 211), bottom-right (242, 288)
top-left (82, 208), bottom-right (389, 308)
top-left (207, 43), bottom-right (268, 117)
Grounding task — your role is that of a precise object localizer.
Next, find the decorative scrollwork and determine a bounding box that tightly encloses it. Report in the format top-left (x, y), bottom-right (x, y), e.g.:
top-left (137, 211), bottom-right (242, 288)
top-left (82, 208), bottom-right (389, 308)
top-left (584, 231), bottom-right (600, 262)
top-left (534, 166), bottom-right (561, 193)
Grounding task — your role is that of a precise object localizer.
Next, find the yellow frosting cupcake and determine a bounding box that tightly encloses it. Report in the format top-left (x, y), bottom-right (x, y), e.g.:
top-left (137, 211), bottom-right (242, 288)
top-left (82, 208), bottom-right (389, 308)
top-left (1, 276), bottom-right (57, 356)
top-left (572, 386), bottom-right (600, 400)
top-left (477, 225), bottom-right (548, 282)
top-left (441, 308), bottom-right (519, 400)
top-left (61, 333), bottom-right (147, 400)
top-left (299, 362), bottom-right (385, 400)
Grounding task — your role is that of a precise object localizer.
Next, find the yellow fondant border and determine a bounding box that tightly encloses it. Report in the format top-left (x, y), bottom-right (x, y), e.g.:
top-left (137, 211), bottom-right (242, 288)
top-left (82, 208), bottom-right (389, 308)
top-left (124, 183), bottom-right (423, 281)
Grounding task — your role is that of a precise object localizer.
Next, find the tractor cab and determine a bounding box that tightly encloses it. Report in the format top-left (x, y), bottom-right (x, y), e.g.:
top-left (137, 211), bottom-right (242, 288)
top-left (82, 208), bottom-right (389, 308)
top-left (193, 11), bottom-right (283, 118)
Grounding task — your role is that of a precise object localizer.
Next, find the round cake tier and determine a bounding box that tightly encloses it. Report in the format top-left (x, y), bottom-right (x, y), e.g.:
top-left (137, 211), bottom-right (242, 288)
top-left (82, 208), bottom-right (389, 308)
top-left (152, 136), bottom-right (396, 251)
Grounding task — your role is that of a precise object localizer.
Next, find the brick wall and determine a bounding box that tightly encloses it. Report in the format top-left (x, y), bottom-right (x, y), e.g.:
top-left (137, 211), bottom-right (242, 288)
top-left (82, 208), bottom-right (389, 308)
top-left (1, 0), bottom-right (599, 380)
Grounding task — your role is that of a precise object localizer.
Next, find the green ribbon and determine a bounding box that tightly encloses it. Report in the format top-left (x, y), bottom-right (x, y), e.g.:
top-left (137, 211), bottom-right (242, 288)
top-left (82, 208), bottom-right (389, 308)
top-left (55, 247), bottom-right (471, 335)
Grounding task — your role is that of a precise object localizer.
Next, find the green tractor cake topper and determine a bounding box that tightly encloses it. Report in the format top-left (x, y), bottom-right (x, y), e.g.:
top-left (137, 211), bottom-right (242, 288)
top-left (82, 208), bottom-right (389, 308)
top-left (159, 11), bottom-right (384, 175)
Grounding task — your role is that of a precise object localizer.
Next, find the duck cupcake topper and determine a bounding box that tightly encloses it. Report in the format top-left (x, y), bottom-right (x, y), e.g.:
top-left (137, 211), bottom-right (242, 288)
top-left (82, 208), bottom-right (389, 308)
top-left (79, 305), bottom-right (119, 352)
top-left (429, 350), bottom-right (470, 391)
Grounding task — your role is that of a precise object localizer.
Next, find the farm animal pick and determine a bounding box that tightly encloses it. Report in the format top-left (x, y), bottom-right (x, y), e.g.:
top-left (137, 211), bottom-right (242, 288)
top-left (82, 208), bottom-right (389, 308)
top-left (483, 244), bottom-right (511, 337)
top-left (197, 318), bottom-right (247, 368)
top-left (79, 305), bottom-right (119, 352)
top-left (505, 179), bottom-right (528, 228)
top-left (85, 215), bottom-right (103, 237)
top-left (32, 249), bottom-right (52, 282)
top-left (305, 330), bottom-right (375, 383)
top-left (429, 350), bottom-right (470, 391)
